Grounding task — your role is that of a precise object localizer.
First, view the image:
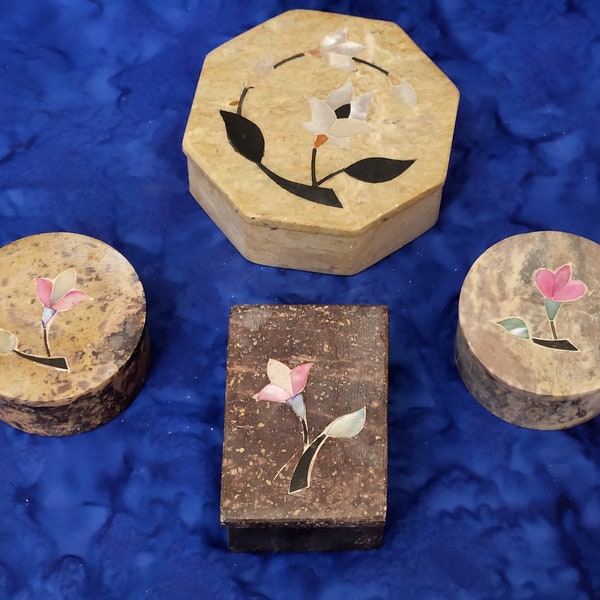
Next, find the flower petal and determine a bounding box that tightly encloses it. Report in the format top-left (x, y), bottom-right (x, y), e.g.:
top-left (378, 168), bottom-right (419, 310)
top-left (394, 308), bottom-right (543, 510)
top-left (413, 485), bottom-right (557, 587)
top-left (392, 81), bottom-right (417, 106)
top-left (553, 265), bottom-right (572, 292)
top-left (552, 280), bottom-right (586, 302)
top-left (51, 268), bottom-right (78, 305)
top-left (535, 269), bottom-right (556, 299)
top-left (326, 80), bottom-right (353, 110)
top-left (325, 53), bottom-right (356, 71)
top-left (290, 363), bottom-right (313, 395)
top-left (255, 383), bottom-right (290, 403)
top-left (304, 96), bottom-right (336, 134)
top-left (320, 29), bottom-right (347, 52)
top-left (51, 289), bottom-right (89, 311)
top-left (329, 117), bottom-right (376, 138)
top-left (333, 41), bottom-right (366, 56)
top-left (35, 278), bottom-right (54, 307)
top-left (266, 358), bottom-right (293, 395)
top-left (349, 91), bottom-right (374, 121)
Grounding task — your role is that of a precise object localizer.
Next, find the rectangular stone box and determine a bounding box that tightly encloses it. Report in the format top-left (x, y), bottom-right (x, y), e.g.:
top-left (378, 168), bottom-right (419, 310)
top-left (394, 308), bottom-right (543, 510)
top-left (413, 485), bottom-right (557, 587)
top-left (221, 304), bottom-right (388, 552)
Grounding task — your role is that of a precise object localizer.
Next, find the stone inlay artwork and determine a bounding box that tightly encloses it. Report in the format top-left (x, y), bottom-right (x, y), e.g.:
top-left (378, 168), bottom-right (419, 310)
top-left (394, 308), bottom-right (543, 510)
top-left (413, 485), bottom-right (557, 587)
top-left (220, 29), bottom-right (417, 209)
top-left (497, 264), bottom-right (587, 352)
top-left (254, 358), bottom-right (366, 494)
top-left (0, 268), bottom-right (89, 371)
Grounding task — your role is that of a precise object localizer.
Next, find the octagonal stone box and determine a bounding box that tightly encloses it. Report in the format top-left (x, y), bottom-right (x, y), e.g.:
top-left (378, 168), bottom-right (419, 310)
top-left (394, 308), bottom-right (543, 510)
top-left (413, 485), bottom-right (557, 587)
top-left (183, 10), bottom-right (459, 275)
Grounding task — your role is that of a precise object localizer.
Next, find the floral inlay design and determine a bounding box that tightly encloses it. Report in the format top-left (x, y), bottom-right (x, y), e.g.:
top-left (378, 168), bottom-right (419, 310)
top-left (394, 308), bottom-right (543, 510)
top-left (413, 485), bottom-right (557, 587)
top-left (220, 29), bottom-right (417, 209)
top-left (497, 264), bottom-right (587, 351)
top-left (255, 359), bottom-right (366, 494)
top-left (0, 268), bottom-right (89, 371)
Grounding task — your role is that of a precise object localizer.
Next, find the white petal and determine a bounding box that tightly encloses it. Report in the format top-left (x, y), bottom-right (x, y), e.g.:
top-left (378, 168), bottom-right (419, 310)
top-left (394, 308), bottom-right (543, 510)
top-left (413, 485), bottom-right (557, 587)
top-left (305, 96), bottom-right (336, 132)
top-left (266, 359), bottom-right (293, 395)
top-left (252, 55), bottom-right (275, 77)
top-left (325, 53), bottom-right (356, 71)
top-left (350, 91), bottom-right (374, 121)
top-left (333, 41), bottom-right (366, 56)
top-left (302, 121), bottom-right (322, 134)
top-left (328, 135), bottom-right (350, 148)
top-left (392, 80), bottom-right (417, 106)
top-left (320, 29), bottom-right (347, 52)
top-left (329, 118), bottom-right (376, 138)
top-left (326, 80), bottom-right (353, 110)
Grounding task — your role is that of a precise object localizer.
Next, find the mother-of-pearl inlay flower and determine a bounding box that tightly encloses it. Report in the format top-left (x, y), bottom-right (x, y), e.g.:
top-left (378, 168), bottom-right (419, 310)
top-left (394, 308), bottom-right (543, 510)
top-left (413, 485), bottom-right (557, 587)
top-left (320, 29), bottom-right (366, 70)
top-left (303, 80), bottom-right (376, 148)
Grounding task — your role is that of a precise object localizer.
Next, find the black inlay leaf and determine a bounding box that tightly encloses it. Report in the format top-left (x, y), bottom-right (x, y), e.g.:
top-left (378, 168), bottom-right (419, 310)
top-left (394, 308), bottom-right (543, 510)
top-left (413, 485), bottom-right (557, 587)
top-left (344, 157), bottom-right (415, 183)
top-left (220, 110), bottom-right (264, 164)
top-left (289, 433), bottom-right (328, 494)
top-left (334, 104), bottom-right (351, 119)
top-left (532, 338), bottom-right (579, 351)
top-left (14, 350), bottom-right (69, 370)
top-left (259, 164), bottom-right (343, 208)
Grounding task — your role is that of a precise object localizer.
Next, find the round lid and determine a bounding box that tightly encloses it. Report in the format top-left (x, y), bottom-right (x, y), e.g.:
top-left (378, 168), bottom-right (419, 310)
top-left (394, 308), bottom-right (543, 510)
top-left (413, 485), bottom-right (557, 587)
top-left (0, 233), bottom-right (149, 434)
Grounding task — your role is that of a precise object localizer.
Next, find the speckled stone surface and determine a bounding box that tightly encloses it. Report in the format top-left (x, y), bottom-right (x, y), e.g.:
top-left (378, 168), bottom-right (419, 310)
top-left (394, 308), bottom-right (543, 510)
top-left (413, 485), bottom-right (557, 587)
top-left (456, 231), bottom-right (600, 430)
top-left (221, 305), bottom-right (388, 551)
top-left (0, 233), bottom-right (150, 435)
top-left (4, 1), bottom-right (600, 597)
top-left (183, 10), bottom-right (458, 274)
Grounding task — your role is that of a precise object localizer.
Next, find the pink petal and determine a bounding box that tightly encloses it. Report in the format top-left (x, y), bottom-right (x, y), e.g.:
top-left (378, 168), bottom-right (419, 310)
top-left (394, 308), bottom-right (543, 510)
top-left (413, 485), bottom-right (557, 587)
top-left (553, 265), bottom-right (572, 293)
top-left (535, 269), bottom-right (556, 299)
top-left (51, 289), bottom-right (89, 311)
top-left (256, 383), bottom-right (290, 403)
top-left (35, 278), bottom-right (54, 307)
top-left (290, 363), bottom-right (313, 395)
top-left (552, 280), bottom-right (586, 302)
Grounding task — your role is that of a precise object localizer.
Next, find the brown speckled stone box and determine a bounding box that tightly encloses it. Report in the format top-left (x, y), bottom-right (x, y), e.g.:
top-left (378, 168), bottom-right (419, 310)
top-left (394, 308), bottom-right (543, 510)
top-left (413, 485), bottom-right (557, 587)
top-left (221, 304), bottom-right (388, 552)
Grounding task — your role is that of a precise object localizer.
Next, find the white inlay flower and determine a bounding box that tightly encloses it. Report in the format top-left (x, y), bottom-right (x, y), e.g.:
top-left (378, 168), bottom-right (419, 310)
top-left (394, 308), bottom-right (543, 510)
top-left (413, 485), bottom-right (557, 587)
top-left (247, 55), bottom-right (275, 86)
top-left (389, 74), bottom-right (417, 106)
top-left (320, 29), bottom-right (366, 71)
top-left (302, 80), bottom-right (376, 148)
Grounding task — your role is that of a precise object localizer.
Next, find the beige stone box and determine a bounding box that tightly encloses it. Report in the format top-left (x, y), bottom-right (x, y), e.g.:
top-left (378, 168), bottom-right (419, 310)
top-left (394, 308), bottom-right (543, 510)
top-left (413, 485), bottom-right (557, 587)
top-left (183, 10), bottom-right (459, 274)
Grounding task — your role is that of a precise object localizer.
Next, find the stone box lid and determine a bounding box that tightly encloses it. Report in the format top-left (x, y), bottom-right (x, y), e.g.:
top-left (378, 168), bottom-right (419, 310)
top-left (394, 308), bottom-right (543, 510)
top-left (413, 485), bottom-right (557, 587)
top-left (183, 10), bottom-right (459, 274)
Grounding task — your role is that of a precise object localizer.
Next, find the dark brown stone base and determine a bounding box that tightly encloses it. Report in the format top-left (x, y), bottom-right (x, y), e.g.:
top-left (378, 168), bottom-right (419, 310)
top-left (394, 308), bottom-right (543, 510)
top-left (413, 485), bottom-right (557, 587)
top-left (227, 524), bottom-right (384, 553)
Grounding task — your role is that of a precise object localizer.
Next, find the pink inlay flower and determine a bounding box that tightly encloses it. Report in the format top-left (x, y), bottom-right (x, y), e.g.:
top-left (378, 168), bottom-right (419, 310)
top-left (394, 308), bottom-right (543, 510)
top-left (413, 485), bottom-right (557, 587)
top-left (255, 359), bottom-right (313, 404)
top-left (36, 268), bottom-right (89, 328)
top-left (535, 265), bottom-right (586, 302)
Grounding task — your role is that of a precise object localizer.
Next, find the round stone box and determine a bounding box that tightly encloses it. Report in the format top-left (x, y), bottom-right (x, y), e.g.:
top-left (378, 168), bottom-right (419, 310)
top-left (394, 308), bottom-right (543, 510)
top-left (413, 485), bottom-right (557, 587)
top-left (0, 233), bottom-right (150, 436)
top-left (183, 9), bottom-right (459, 275)
top-left (455, 231), bottom-right (600, 430)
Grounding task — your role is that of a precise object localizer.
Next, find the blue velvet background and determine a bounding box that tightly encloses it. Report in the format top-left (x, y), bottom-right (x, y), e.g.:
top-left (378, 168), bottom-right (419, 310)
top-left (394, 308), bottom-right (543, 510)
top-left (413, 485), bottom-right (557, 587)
top-left (2, 1), bottom-right (600, 598)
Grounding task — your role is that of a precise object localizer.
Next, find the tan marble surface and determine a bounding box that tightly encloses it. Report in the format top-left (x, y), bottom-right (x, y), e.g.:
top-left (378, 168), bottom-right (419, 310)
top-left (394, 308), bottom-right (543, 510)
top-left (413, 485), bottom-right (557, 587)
top-left (183, 10), bottom-right (459, 274)
top-left (456, 231), bottom-right (600, 429)
top-left (0, 233), bottom-right (149, 435)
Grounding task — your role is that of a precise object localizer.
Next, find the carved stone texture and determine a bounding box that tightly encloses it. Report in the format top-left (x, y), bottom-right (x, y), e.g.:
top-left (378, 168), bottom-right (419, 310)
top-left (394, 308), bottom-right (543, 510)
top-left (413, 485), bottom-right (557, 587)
top-left (221, 305), bottom-right (388, 552)
top-left (0, 233), bottom-right (150, 436)
top-left (183, 9), bottom-right (459, 274)
top-left (455, 231), bottom-right (600, 430)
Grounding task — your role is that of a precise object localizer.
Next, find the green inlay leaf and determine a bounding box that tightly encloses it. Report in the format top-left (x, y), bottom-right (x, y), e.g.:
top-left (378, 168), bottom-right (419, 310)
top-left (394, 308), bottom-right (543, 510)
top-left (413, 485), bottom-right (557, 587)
top-left (497, 318), bottom-right (529, 339)
top-left (324, 406), bottom-right (366, 439)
